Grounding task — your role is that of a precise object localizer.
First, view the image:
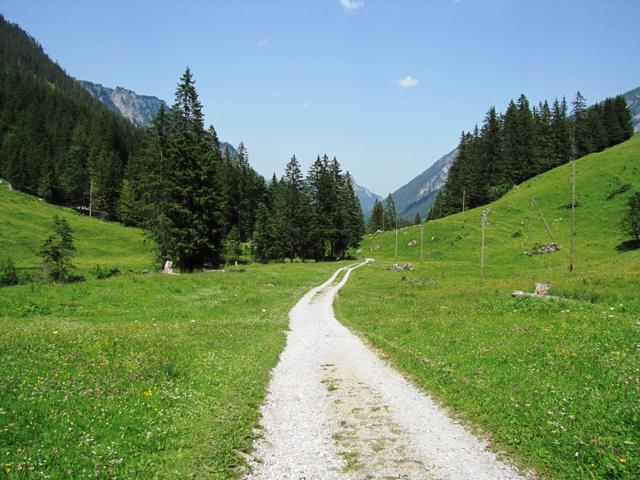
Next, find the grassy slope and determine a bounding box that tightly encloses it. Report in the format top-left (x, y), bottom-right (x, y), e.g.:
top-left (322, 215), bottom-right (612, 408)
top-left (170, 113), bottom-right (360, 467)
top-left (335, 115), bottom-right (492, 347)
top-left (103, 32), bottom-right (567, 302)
top-left (337, 136), bottom-right (640, 479)
top-left (0, 183), bottom-right (151, 273)
top-left (0, 184), bottom-right (349, 478)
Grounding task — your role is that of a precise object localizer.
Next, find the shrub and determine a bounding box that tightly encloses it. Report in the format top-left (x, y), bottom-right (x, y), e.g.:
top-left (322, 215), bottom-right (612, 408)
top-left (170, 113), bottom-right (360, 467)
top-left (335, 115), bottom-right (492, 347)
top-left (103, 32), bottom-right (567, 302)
top-left (91, 265), bottom-right (120, 280)
top-left (40, 215), bottom-right (76, 283)
top-left (621, 192), bottom-right (640, 241)
top-left (0, 257), bottom-right (18, 287)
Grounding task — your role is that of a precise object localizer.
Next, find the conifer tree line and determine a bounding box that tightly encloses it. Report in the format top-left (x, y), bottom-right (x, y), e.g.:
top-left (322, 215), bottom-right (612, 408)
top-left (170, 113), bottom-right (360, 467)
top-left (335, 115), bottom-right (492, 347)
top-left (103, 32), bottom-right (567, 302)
top-left (430, 92), bottom-right (634, 219)
top-left (123, 69), bottom-right (365, 269)
top-left (253, 154), bottom-right (365, 262)
top-left (0, 16), bottom-right (140, 214)
top-left (367, 194), bottom-right (414, 232)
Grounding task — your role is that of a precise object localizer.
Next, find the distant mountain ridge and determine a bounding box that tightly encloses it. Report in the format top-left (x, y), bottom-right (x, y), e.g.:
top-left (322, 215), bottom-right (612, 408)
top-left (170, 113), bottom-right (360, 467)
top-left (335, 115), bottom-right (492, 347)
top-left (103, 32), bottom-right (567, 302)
top-left (79, 80), bottom-right (168, 128)
top-left (80, 80), bottom-right (239, 160)
top-left (391, 148), bottom-right (457, 221)
top-left (623, 86), bottom-right (640, 134)
top-left (353, 182), bottom-right (382, 216)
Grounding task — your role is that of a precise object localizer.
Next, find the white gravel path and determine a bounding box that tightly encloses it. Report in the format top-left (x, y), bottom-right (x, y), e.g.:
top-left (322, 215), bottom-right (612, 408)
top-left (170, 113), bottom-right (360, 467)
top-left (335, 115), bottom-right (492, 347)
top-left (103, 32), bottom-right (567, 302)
top-left (246, 259), bottom-right (529, 480)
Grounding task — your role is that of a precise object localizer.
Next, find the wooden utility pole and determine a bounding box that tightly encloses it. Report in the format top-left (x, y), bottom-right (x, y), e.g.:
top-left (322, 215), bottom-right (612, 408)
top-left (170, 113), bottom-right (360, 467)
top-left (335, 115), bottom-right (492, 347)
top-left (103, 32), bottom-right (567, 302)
top-left (480, 209), bottom-right (490, 277)
top-left (569, 128), bottom-right (577, 272)
top-left (394, 218), bottom-right (399, 258)
top-left (462, 189), bottom-right (466, 213)
top-left (532, 197), bottom-right (557, 244)
top-left (419, 222), bottom-right (424, 262)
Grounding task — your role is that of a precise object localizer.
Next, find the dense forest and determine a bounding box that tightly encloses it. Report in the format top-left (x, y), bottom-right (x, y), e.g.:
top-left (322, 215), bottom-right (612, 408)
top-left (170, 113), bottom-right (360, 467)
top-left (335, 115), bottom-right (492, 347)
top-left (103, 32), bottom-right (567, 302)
top-left (253, 155), bottom-right (365, 262)
top-left (0, 17), bottom-right (365, 269)
top-left (430, 92), bottom-right (634, 219)
top-left (0, 16), bottom-right (140, 212)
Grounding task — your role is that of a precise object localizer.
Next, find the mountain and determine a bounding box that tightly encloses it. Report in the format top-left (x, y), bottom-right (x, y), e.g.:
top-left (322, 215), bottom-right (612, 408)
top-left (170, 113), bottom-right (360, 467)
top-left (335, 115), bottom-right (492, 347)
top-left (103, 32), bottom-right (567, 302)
top-left (79, 80), bottom-right (168, 128)
top-left (220, 142), bottom-right (237, 158)
top-left (391, 148), bottom-right (457, 221)
top-left (623, 86), bottom-right (640, 133)
top-left (80, 81), bottom-right (241, 158)
top-left (354, 182), bottom-right (382, 215)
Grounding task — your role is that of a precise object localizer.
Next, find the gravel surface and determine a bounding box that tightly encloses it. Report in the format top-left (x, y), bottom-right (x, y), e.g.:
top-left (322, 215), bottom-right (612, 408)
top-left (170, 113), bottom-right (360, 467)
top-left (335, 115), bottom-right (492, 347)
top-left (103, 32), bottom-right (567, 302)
top-left (246, 259), bottom-right (528, 480)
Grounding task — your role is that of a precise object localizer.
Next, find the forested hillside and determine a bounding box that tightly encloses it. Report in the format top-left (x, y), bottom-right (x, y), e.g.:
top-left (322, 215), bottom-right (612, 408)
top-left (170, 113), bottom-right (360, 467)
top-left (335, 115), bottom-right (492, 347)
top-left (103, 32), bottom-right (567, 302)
top-left (431, 92), bottom-right (634, 219)
top-left (0, 15), bottom-right (139, 215)
top-left (0, 17), bottom-right (365, 270)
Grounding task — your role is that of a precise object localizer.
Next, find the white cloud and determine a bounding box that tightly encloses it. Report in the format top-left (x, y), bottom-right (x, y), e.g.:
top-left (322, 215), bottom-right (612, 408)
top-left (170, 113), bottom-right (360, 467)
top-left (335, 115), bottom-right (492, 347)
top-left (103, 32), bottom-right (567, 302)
top-left (340, 0), bottom-right (365, 13)
top-left (257, 39), bottom-right (269, 47)
top-left (398, 76), bottom-right (419, 88)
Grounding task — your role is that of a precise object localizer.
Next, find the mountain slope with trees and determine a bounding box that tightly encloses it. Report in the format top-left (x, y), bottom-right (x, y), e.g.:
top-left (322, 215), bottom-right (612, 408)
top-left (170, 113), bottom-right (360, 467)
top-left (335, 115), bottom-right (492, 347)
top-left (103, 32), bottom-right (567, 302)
top-left (1, 17), bottom-right (365, 269)
top-left (0, 15), bottom-right (140, 217)
top-left (430, 92), bottom-right (634, 219)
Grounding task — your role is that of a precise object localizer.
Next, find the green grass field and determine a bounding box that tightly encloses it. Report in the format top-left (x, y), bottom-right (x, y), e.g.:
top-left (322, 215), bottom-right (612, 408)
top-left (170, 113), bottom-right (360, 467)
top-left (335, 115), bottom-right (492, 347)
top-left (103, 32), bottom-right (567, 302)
top-left (2, 138), bottom-right (639, 479)
top-left (0, 263), bottom-right (347, 479)
top-left (0, 181), bottom-right (350, 478)
top-left (0, 183), bottom-right (152, 274)
top-left (336, 136), bottom-right (640, 479)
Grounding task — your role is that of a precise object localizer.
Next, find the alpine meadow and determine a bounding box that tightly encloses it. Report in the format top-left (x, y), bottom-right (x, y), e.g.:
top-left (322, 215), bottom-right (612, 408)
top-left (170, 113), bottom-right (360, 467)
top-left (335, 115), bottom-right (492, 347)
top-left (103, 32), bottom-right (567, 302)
top-left (1, 2), bottom-right (639, 480)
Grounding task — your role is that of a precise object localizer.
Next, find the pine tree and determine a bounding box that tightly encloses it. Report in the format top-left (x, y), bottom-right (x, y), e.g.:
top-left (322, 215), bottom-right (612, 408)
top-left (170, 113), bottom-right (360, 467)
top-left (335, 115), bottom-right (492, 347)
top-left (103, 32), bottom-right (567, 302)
top-left (479, 107), bottom-right (504, 201)
top-left (603, 98), bottom-right (623, 147)
top-left (573, 91), bottom-right (592, 158)
top-left (252, 202), bottom-right (276, 263)
top-left (38, 155), bottom-right (62, 203)
top-left (117, 179), bottom-right (141, 226)
top-left (414, 213), bottom-right (422, 225)
top-left (164, 67), bottom-right (226, 271)
top-left (341, 172), bottom-right (365, 253)
top-left (516, 94), bottom-right (537, 182)
top-left (137, 106), bottom-right (173, 263)
top-left (614, 96), bottom-right (634, 140)
top-left (281, 155), bottom-right (312, 260)
top-left (383, 194), bottom-right (397, 231)
top-left (88, 147), bottom-right (121, 218)
top-left (501, 100), bottom-right (520, 185)
top-left (40, 215), bottom-right (76, 283)
top-left (586, 104), bottom-right (607, 152)
top-left (368, 199), bottom-right (384, 232)
top-left (621, 192), bottom-right (640, 241)
top-left (61, 125), bottom-right (90, 206)
top-left (534, 101), bottom-right (554, 173)
top-left (551, 98), bottom-right (571, 167)
top-left (224, 226), bottom-right (242, 265)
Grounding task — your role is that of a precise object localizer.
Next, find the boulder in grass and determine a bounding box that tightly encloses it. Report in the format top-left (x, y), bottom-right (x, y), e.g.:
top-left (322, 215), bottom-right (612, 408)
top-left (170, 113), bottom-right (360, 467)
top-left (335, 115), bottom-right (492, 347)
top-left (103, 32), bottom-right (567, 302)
top-left (524, 242), bottom-right (561, 256)
top-left (163, 260), bottom-right (175, 275)
top-left (390, 263), bottom-right (414, 272)
top-left (512, 282), bottom-right (559, 300)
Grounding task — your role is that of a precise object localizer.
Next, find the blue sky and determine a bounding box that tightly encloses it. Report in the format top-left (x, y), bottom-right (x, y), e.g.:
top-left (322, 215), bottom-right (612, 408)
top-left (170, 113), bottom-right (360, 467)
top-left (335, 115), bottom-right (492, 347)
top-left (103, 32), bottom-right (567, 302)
top-left (2, 0), bottom-right (639, 195)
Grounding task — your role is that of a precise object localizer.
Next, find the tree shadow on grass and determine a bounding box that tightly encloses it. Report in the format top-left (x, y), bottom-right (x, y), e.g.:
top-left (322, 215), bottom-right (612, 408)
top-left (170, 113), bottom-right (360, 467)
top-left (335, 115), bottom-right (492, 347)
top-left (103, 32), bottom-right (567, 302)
top-left (616, 240), bottom-right (640, 252)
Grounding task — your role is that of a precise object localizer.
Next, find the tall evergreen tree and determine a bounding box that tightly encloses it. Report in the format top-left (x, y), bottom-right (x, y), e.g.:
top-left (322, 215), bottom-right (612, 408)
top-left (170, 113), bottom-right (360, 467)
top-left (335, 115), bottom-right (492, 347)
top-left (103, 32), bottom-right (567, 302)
top-left (280, 155), bottom-right (312, 259)
top-left (368, 199), bottom-right (384, 232)
top-left (163, 67), bottom-right (226, 271)
top-left (341, 172), bottom-right (366, 253)
top-left (383, 194), bottom-right (397, 231)
top-left (551, 98), bottom-right (571, 167)
top-left (572, 91), bottom-right (592, 158)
